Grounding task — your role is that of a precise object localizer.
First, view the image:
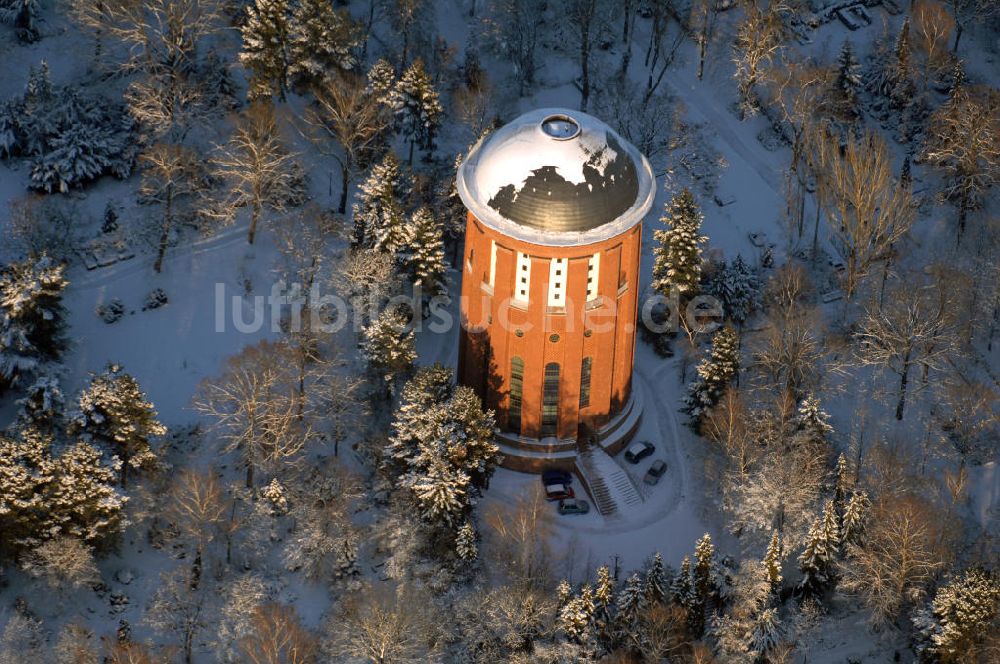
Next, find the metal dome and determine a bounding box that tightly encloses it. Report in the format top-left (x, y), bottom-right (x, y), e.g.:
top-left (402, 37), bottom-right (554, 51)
top-left (456, 108), bottom-right (655, 246)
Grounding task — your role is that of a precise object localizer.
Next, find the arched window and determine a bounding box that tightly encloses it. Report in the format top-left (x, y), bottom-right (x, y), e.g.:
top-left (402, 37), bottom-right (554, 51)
top-left (579, 357), bottom-right (592, 408)
top-left (541, 362), bottom-right (560, 437)
top-left (509, 357), bottom-right (524, 433)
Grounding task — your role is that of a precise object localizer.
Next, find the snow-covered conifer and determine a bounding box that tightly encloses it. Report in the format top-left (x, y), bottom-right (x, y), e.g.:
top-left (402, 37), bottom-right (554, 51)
top-left (707, 254), bottom-right (761, 327)
top-left (794, 394), bottom-right (833, 450)
top-left (913, 567), bottom-right (1000, 661)
top-left (352, 151), bottom-right (409, 252)
top-left (671, 555), bottom-right (694, 608)
top-left (644, 552), bottom-right (668, 605)
top-left (833, 40), bottom-right (862, 122)
top-left (288, 0), bottom-right (361, 91)
top-left (616, 572), bottom-right (645, 644)
top-left (71, 363), bottom-right (166, 488)
top-left (683, 324), bottom-right (740, 422)
top-left (362, 306), bottom-right (416, 394)
top-left (404, 206), bottom-right (448, 297)
top-left (797, 500), bottom-right (839, 596)
top-left (0, 0), bottom-right (41, 43)
top-left (690, 533), bottom-right (717, 635)
top-left (840, 490), bottom-right (870, 548)
top-left (15, 372), bottom-right (63, 434)
top-left (386, 362), bottom-right (453, 468)
top-left (763, 530), bottom-right (782, 591)
top-left (834, 452), bottom-right (851, 505)
top-left (557, 579), bottom-right (573, 611)
top-left (652, 188), bottom-right (707, 301)
top-left (593, 565), bottom-right (615, 648)
top-left (366, 58), bottom-right (398, 109)
top-left (455, 521), bottom-right (477, 561)
top-left (49, 439), bottom-right (127, 546)
top-left (240, 0), bottom-right (292, 101)
top-left (559, 584), bottom-right (595, 645)
top-left (0, 254), bottom-right (68, 388)
top-left (394, 59), bottom-right (442, 164)
top-left (397, 383), bottom-right (500, 526)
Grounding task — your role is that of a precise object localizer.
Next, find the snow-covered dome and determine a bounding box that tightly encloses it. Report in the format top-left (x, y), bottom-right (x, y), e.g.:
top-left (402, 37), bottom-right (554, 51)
top-left (456, 108), bottom-right (655, 246)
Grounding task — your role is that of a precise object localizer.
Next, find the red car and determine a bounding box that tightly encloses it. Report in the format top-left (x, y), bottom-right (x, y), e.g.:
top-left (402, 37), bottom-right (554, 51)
top-left (544, 483), bottom-right (575, 502)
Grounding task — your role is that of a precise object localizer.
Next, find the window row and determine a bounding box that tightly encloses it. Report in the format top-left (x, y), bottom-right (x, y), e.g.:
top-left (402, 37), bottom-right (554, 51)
top-left (507, 357), bottom-right (593, 437)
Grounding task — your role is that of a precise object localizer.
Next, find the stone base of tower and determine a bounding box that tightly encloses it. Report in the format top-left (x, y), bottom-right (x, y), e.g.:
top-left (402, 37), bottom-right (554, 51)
top-left (494, 392), bottom-right (643, 473)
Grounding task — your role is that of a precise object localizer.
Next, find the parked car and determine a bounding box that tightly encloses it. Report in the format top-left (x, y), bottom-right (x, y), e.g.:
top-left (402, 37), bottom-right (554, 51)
top-left (544, 483), bottom-right (575, 502)
top-left (542, 469), bottom-right (573, 487)
top-left (644, 460), bottom-right (668, 485)
top-left (624, 441), bottom-right (655, 464)
top-left (558, 499), bottom-right (590, 515)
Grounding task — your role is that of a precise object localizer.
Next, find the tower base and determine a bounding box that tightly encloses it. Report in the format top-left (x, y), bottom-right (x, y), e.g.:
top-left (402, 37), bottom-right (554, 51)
top-left (493, 392), bottom-right (643, 473)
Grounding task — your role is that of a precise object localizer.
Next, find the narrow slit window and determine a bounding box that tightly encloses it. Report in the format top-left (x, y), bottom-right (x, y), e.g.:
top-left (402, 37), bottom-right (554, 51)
top-left (509, 356), bottom-right (524, 434)
top-left (541, 362), bottom-right (560, 437)
top-left (579, 357), bottom-right (592, 408)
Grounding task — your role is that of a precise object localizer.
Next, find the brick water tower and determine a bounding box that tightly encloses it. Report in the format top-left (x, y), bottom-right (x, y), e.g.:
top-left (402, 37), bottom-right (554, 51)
top-left (455, 108), bottom-right (654, 472)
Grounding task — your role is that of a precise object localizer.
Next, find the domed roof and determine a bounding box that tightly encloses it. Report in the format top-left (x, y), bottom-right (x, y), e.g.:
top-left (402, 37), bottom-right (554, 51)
top-left (456, 108), bottom-right (655, 246)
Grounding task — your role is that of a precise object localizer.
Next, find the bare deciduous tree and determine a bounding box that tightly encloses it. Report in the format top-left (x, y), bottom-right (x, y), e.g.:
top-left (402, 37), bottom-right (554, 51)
top-left (840, 495), bottom-right (950, 625)
top-left (856, 285), bottom-right (957, 420)
top-left (304, 73), bottom-right (389, 214)
top-left (912, 0), bottom-right (955, 89)
top-left (194, 340), bottom-right (315, 491)
top-left (732, 0), bottom-right (786, 119)
top-left (22, 536), bottom-right (100, 593)
top-left (145, 569), bottom-right (211, 664)
top-left (480, 0), bottom-right (545, 97)
top-left (815, 129), bottom-right (915, 297)
top-left (164, 469), bottom-right (230, 586)
top-left (55, 623), bottom-right (98, 664)
top-left (324, 585), bottom-right (443, 663)
top-left (139, 144), bottom-right (204, 272)
top-left (482, 485), bottom-right (556, 589)
top-left (207, 102), bottom-right (299, 245)
top-left (238, 603), bottom-right (318, 664)
top-left (922, 85), bottom-right (1000, 241)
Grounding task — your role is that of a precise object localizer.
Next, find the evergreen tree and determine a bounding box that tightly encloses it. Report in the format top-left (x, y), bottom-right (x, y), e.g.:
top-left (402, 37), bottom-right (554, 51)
top-left (287, 0), bottom-right (361, 91)
top-left (559, 584), bottom-right (595, 645)
top-left (15, 370), bottom-right (64, 432)
top-left (352, 151), bottom-right (409, 251)
top-left (366, 58), bottom-right (398, 109)
top-left (797, 500), bottom-right (839, 596)
top-left (615, 573), bottom-right (645, 647)
top-left (840, 490), bottom-right (870, 548)
top-left (652, 188), bottom-right (707, 301)
top-left (593, 565), bottom-right (616, 649)
top-left (404, 206), bottom-right (448, 298)
top-left (913, 568), bottom-right (1000, 662)
top-left (644, 552), bottom-right (668, 605)
top-left (71, 364), bottom-right (166, 488)
top-left (690, 533), bottom-right (717, 636)
top-left (0, 430), bottom-right (125, 557)
top-left (455, 520), bottom-right (477, 561)
top-left (557, 579), bottom-right (573, 611)
top-left (0, 254), bottom-right (68, 389)
top-left (889, 19), bottom-right (915, 112)
top-left (240, 0), bottom-right (292, 101)
top-left (763, 530), bottom-right (783, 592)
top-left (834, 452), bottom-right (851, 506)
top-left (749, 608), bottom-right (782, 658)
top-left (362, 306), bottom-right (416, 394)
top-left (387, 364), bottom-right (500, 527)
top-left (671, 555), bottom-right (695, 608)
top-left (394, 59), bottom-right (442, 164)
top-left (794, 394), bottom-right (833, 449)
top-left (683, 324), bottom-right (740, 422)
top-left (706, 254), bottom-right (761, 327)
top-left (386, 363), bottom-right (453, 468)
top-left (833, 40), bottom-right (862, 122)
top-left (0, 0), bottom-right (42, 43)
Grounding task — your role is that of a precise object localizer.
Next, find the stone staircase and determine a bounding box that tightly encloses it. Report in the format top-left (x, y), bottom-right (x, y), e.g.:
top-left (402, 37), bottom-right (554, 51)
top-left (576, 447), bottom-right (643, 517)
